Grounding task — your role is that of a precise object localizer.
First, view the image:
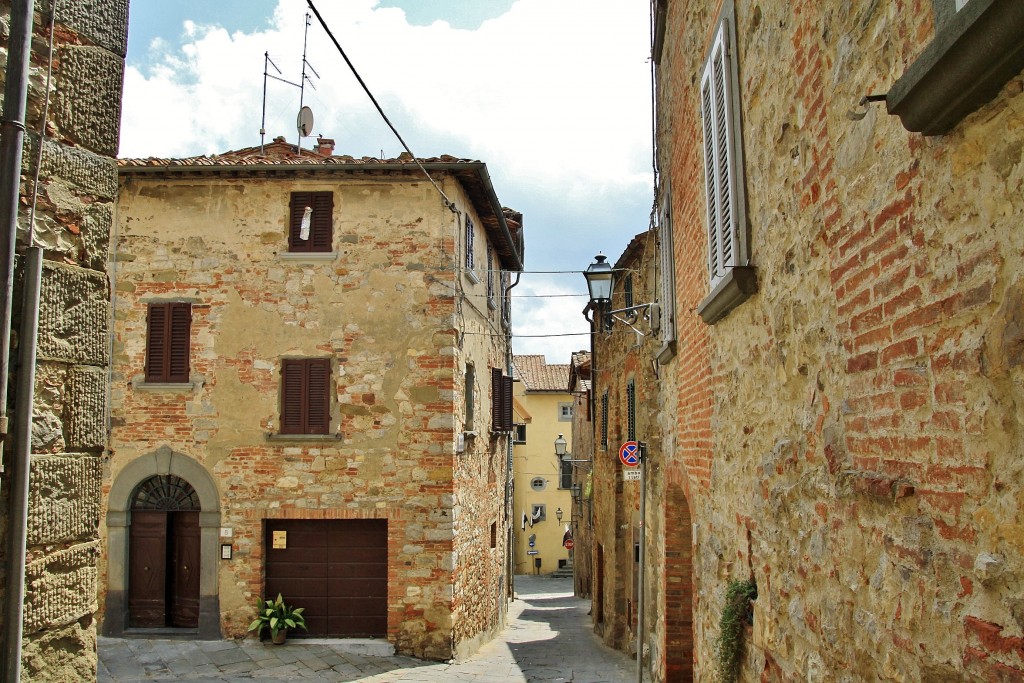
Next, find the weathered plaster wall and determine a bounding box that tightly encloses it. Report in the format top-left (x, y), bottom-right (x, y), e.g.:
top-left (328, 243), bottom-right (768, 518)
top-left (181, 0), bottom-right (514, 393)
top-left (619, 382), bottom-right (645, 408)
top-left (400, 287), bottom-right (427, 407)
top-left (106, 172), bottom-right (511, 660)
top-left (657, 0), bottom-right (1024, 680)
top-left (0, 1), bottom-right (125, 680)
top-left (569, 359), bottom-right (594, 598)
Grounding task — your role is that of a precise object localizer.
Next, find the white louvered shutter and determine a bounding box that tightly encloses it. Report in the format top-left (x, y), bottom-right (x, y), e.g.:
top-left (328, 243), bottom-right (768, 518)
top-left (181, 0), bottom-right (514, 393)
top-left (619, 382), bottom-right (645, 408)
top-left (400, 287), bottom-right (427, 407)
top-left (700, 20), bottom-right (737, 290)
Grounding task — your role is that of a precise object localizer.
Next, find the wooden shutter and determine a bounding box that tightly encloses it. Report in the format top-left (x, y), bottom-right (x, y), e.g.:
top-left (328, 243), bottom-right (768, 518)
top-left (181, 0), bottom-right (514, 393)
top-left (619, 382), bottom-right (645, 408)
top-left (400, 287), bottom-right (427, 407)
top-left (280, 360), bottom-right (305, 434)
top-left (306, 359), bottom-right (331, 434)
top-left (491, 367), bottom-right (503, 431)
top-left (281, 358), bottom-right (331, 434)
top-left (145, 304), bottom-right (167, 382)
top-left (657, 180), bottom-right (675, 342)
top-left (146, 303), bottom-right (191, 383)
top-left (288, 191), bottom-right (333, 253)
top-left (700, 20), bottom-right (736, 289)
top-left (167, 304), bottom-right (191, 382)
top-left (501, 375), bottom-right (513, 432)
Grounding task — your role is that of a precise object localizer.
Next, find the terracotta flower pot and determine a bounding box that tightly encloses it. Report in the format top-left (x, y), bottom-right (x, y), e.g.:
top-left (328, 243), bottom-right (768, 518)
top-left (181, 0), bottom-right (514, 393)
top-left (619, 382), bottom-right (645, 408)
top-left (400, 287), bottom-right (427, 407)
top-left (272, 629), bottom-right (287, 644)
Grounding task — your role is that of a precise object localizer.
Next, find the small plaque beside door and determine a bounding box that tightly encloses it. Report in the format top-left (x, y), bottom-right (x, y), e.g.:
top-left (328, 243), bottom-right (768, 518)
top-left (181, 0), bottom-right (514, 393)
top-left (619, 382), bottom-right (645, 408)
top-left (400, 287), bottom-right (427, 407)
top-left (272, 530), bottom-right (287, 549)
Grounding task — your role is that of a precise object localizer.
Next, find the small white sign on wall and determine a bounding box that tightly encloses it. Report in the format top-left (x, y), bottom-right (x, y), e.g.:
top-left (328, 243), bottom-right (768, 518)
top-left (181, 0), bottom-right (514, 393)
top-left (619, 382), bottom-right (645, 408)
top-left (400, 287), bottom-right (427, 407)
top-left (623, 470), bottom-right (641, 481)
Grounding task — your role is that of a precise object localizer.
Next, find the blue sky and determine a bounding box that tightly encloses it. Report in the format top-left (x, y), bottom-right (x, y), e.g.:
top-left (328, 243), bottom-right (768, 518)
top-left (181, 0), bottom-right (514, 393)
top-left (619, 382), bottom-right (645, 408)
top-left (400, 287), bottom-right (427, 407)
top-left (121, 0), bottom-right (653, 364)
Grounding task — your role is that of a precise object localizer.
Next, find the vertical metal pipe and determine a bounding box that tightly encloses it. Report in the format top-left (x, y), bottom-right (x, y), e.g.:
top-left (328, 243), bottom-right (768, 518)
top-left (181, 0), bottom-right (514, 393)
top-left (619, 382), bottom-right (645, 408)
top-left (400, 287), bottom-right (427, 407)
top-left (3, 246), bottom-right (42, 683)
top-left (636, 441), bottom-right (648, 683)
top-left (0, 0), bottom-right (35, 469)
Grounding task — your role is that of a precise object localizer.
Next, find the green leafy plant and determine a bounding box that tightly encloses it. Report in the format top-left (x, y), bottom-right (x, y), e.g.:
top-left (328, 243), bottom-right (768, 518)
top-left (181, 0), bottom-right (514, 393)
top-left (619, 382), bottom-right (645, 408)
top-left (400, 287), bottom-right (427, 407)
top-left (713, 578), bottom-right (757, 683)
top-left (247, 593), bottom-right (307, 641)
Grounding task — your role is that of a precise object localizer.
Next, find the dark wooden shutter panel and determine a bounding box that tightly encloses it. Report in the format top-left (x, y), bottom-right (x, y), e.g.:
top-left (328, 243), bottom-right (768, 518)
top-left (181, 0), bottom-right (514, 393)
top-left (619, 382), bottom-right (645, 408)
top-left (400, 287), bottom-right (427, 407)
top-left (310, 192), bottom-right (333, 252)
top-left (289, 192), bottom-right (311, 252)
top-left (491, 367), bottom-right (503, 431)
top-left (288, 191), bottom-right (333, 253)
top-left (281, 360), bottom-right (305, 434)
top-left (306, 359), bottom-right (331, 434)
top-left (501, 375), bottom-right (513, 432)
top-left (168, 303), bottom-right (192, 382)
top-left (145, 304), bottom-right (168, 382)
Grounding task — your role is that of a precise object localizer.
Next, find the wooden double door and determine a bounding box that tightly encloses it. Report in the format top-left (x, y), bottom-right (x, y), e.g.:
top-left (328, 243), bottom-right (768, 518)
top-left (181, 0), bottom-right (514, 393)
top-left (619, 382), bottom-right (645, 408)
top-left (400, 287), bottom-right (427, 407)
top-left (128, 510), bottom-right (201, 628)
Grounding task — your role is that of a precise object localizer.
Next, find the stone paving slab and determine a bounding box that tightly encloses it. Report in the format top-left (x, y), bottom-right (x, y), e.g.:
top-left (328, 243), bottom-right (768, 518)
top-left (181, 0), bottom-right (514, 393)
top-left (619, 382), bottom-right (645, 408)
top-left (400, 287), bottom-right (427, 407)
top-left (98, 576), bottom-right (635, 682)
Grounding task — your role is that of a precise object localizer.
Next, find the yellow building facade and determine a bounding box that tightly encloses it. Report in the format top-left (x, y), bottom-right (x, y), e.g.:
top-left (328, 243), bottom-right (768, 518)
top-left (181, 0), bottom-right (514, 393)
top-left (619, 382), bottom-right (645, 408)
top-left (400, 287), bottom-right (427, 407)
top-left (511, 356), bottom-right (575, 576)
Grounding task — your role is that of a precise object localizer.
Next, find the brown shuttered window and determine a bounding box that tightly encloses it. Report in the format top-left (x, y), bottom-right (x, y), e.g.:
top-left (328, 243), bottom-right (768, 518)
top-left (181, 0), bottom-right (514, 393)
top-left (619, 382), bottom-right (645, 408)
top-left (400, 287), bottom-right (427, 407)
top-left (145, 303), bottom-right (191, 383)
top-left (280, 358), bottom-right (332, 434)
top-left (288, 191), bottom-right (334, 253)
top-left (490, 367), bottom-right (513, 432)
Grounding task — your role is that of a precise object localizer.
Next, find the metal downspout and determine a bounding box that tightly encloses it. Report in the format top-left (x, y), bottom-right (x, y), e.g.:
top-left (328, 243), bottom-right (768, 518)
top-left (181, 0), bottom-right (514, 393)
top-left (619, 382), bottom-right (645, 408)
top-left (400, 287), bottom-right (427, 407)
top-left (504, 271), bottom-right (521, 603)
top-left (0, 1), bottom-right (36, 680)
top-left (2, 248), bottom-right (41, 683)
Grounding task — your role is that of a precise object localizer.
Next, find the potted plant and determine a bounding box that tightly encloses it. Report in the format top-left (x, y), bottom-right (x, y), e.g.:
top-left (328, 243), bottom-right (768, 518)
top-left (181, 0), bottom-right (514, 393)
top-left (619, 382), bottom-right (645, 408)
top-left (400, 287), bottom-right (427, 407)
top-left (247, 593), bottom-right (307, 644)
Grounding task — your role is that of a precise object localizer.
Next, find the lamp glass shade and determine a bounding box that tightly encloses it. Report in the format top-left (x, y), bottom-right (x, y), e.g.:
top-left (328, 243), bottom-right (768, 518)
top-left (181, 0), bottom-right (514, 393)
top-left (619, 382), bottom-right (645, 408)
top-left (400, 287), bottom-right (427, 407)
top-left (584, 253), bottom-right (614, 304)
top-left (554, 433), bottom-right (567, 456)
top-left (555, 507), bottom-right (563, 521)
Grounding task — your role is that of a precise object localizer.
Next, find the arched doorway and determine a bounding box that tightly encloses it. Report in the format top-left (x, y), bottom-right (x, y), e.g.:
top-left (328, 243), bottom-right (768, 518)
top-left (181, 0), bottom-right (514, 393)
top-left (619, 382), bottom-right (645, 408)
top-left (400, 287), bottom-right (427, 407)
top-left (664, 483), bottom-right (694, 681)
top-left (105, 447), bottom-right (221, 638)
top-left (128, 475), bottom-right (201, 628)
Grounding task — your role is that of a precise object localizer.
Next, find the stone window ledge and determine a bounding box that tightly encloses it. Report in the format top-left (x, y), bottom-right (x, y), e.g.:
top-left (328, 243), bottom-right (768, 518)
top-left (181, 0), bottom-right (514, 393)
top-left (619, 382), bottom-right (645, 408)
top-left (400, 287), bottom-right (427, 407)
top-left (886, 0), bottom-right (1024, 135)
top-left (134, 381), bottom-right (198, 393)
top-left (279, 251), bottom-right (338, 263)
top-left (697, 266), bottom-right (758, 325)
top-left (266, 433), bottom-right (344, 443)
top-left (464, 269), bottom-right (480, 285)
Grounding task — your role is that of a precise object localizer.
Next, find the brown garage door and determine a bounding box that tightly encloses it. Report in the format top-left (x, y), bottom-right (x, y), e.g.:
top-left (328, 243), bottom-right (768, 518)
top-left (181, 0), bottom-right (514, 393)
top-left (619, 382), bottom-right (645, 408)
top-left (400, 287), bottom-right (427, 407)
top-left (264, 519), bottom-right (387, 637)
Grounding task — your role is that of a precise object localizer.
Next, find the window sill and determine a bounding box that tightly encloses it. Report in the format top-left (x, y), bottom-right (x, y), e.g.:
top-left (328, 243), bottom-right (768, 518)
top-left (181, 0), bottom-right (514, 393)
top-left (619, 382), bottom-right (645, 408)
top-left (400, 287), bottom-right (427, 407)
top-left (134, 381), bottom-right (197, 393)
top-left (697, 266), bottom-right (757, 325)
top-left (488, 297), bottom-right (497, 311)
top-left (655, 340), bottom-right (677, 365)
top-left (279, 251), bottom-right (338, 263)
top-left (464, 269), bottom-right (480, 285)
top-left (266, 433), bottom-right (344, 443)
top-left (886, 0), bottom-right (1024, 135)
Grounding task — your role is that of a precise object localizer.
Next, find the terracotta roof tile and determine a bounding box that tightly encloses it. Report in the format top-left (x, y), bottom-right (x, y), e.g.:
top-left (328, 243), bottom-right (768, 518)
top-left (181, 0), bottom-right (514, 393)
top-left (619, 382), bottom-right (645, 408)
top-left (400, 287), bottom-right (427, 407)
top-left (513, 355), bottom-right (570, 392)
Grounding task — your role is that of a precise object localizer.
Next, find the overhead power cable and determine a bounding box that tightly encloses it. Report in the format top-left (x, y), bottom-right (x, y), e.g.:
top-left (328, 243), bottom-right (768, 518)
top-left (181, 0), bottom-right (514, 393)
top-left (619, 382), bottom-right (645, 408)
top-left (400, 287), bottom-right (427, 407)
top-left (305, 0), bottom-right (456, 213)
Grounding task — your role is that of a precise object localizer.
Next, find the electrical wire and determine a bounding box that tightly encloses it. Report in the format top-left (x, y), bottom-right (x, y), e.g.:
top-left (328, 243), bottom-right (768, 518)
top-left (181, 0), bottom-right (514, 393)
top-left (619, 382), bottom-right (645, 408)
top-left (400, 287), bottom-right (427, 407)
top-left (306, 0), bottom-right (457, 213)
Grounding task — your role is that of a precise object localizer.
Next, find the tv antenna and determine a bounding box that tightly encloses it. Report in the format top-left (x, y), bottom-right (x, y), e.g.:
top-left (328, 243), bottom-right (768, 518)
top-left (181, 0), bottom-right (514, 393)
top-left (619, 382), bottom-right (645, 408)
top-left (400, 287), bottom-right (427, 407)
top-left (260, 11), bottom-right (321, 154)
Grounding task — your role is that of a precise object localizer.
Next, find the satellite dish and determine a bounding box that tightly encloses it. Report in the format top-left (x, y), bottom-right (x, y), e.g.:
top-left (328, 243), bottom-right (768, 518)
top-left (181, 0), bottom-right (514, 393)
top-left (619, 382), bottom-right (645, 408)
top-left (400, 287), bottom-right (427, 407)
top-left (296, 106), bottom-right (314, 137)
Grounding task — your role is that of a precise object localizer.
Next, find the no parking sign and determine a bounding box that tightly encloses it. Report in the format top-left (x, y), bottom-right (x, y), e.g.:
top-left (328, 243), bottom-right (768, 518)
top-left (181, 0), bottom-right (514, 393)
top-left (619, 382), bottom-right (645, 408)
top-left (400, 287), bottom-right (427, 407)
top-left (619, 441), bottom-right (640, 467)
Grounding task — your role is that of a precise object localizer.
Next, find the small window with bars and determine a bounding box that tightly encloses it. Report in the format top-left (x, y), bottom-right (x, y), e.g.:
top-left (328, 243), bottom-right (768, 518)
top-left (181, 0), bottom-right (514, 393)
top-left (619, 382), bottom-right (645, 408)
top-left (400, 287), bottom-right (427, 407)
top-left (601, 392), bottom-right (609, 449)
top-left (280, 358), bottom-right (332, 435)
top-left (145, 302), bottom-right (192, 383)
top-left (465, 216), bottom-right (475, 271)
top-left (627, 380), bottom-right (636, 442)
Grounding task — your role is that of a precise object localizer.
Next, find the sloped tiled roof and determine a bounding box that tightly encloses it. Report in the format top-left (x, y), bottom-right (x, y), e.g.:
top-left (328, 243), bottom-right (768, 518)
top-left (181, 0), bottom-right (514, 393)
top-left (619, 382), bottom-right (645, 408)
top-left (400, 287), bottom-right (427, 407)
top-left (569, 351), bottom-right (592, 392)
top-left (513, 355), bottom-right (570, 392)
top-left (118, 138), bottom-right (524, 271)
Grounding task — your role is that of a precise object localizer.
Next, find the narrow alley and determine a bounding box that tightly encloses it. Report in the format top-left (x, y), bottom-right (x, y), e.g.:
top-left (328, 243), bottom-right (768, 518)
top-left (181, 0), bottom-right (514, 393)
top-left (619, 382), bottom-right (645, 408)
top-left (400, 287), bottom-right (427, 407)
top-left (98, 576), bottom-right (634, 683)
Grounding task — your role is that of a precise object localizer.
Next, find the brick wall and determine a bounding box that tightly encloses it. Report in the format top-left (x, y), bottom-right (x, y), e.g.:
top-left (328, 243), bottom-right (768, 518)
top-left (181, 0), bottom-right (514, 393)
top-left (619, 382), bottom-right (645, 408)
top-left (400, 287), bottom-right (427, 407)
top-left (106, 171), bottom-right (512, 660)
top-left (656, 0), bottom-right (1024, 679)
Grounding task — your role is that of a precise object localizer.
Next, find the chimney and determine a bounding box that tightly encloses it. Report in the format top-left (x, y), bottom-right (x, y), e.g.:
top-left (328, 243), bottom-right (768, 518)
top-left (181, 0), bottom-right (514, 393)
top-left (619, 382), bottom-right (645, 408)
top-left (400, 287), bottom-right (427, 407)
top-left (316, 136), bottom-right (335, 157)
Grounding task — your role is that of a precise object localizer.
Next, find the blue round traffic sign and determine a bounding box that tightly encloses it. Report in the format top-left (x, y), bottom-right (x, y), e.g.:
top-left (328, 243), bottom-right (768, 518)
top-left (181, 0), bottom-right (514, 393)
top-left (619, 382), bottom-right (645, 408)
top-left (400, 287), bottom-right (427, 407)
top-left (619, 441), bottom-right (640, 467)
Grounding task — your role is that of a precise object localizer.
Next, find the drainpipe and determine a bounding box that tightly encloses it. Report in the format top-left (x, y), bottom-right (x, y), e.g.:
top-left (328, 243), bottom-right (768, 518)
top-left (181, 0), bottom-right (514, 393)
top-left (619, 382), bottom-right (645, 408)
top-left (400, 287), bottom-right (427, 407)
top-left (0, 1), bottom-right (36, 679)
top-left (504, 271), bottom-right (521, 603)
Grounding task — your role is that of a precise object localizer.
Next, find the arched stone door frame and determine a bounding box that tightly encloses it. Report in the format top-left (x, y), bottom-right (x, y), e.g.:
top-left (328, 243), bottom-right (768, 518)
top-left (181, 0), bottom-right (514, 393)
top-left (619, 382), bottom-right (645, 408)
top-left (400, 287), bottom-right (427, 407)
top-left (104, 446), bottom-right (221, 638)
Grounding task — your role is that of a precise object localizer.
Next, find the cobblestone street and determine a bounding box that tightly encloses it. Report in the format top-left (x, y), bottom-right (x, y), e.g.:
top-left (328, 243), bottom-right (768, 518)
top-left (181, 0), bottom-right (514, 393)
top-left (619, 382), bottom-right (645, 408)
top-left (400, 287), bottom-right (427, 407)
top-left (99, 576), bottom-right (634, 682)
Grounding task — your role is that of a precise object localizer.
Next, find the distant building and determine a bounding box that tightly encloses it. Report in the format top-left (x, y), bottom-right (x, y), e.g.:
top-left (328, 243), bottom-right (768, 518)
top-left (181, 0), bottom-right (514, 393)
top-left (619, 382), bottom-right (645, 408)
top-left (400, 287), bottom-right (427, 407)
top-left (510, 355), bottom-right (574, 576)
top-left (102, 137), bottom-right (524, 661)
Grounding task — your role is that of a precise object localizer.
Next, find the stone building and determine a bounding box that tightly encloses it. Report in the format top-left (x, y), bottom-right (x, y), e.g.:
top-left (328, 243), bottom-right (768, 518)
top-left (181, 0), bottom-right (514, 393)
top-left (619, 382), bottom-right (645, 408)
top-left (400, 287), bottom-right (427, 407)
top-left (650, 0), bottom-right (1024, 680)
top-left (579, 232), bottom-right (679, 671)
top-left (0, 1), bottom-right (128, 680)
top-left (102, 138), bottom-right (523, 661)
top-left (510, 355), bottom-right (573, 576)
top-left (567, 349), bottom-right (593, 597)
